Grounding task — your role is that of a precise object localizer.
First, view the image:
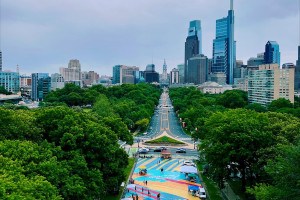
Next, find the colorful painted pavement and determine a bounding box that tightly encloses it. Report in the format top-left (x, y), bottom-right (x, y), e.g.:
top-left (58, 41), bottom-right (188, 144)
top-left (124, 157), bottom-right (203, 200)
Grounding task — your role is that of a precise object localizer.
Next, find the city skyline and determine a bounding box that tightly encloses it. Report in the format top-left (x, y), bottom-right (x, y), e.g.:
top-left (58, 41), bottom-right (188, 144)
top-left (1, 0), bottom-right (298, 75)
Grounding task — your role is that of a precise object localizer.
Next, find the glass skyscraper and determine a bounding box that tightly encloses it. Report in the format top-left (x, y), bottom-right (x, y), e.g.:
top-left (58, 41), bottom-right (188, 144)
top-left (31, 73), bottom-right (50, 101)
top-left (212, 0), bottom-right (236, 84)
top-left (264, 41), bottom-right (280, 66)
top-left (184, 20), bottom-right (202, 83)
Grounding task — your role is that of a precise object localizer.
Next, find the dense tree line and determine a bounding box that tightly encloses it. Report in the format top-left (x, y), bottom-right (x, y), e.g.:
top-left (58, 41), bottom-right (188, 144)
top-left (44, 83), bottom-right (161, 132)
top-left (0, 86), bottom-right (12, 95)
top-left (0, 83), bottom-right (161, 199)
top-left (169, 87), bottom-right (300, 199)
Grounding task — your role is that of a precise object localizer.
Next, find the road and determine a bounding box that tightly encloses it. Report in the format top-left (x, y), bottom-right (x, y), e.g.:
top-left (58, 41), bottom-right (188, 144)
top-left (138, 88), bottom-right (193, 143)
top-left (133, 88), bottom-right (198, 158)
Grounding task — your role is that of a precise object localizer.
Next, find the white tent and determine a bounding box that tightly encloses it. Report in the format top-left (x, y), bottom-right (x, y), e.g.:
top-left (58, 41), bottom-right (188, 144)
top-left (180, 165), bottom-right (198, 174)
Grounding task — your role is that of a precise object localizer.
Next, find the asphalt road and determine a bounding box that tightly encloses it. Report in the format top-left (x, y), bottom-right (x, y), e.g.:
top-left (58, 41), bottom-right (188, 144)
top-left (138, 88), bottom-right (193, 144)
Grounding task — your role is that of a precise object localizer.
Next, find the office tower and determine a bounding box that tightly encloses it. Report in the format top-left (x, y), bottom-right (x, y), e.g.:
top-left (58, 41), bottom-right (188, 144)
top-left (247, 53), bottom-right (265, 67)
top-left (81, 71), bottom-right (99, 86)
top-left (264, 41), bottom-right (280, 66)
top-left (31, 73), bottom-right (51, 101)
top-left (248, 64), bottom-right (294, 106)
top-left (186, 54), bottom-right (208, 84)
top-left (60, 59), bottom-right (81, 82)
top-left (212, 0), bottom-right (236, 84)
top-left (0, 72), bottom-right (20, 93)
top-left (185, 20), bottom-right (202, 83)
top-left (51, 73), bottom-right (65, 91)
top-left (295, 46), bottom-right (300, 91)
top-left (112, 65), bottom-right (139, 84)
top-left (177, 64), bottom-right (184, 83)
top-left (207, 58), bottom-right (213, 74)
top-left (0, 51), bottom-right (2, 71)
top-left (170, 68), bottom-right (179, 84)
top-left (210, 72), bottom-right (227, 85)
top-left (233, 60), bottom-right (243, 79)
top-left (162, 59), bottom-right (168, 81)
top-left (144, 64), bottom-right (159, 83)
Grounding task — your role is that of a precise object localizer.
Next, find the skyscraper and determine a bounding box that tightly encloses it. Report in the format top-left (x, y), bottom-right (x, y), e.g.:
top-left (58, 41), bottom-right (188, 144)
top-left (170, 68), bottom-right (179, 84)
top-left (186, 54), bottom-right (208, 84)
top-left (184, 20), bottom-right (202, 83)
top-left (264, 41), bottom-right (280, 66)
top-left (0, 51), bottom-right (2, 71)
top-left (31, 73), bottom-right (51, 101)
top-left (60, 59), bottom-right (81, 81)
top-left (112, 65), bottom-right (139, 84)
top-left (212, 0), bottom-right (236, 84)
top-left (296, 46), bottom-right (300, 91)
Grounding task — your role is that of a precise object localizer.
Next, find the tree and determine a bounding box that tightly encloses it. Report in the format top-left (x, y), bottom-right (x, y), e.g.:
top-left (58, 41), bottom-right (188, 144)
top-left (217, 90), bottom-right (248, 109)
top-left (268, 98), bottom-right (293, 112)
top-left (201, 109), bottom-right (273, 191)
top-left (0, 86), bottom-right (12, 95)
top-left (248, 141), bottom-right (300, 200)
top-left (245, 103), bottom-right (267, 113)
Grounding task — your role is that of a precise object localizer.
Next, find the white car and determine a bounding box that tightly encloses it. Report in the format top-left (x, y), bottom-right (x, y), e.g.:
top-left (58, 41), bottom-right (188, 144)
top-left (139, 148), bottom-right (149, 152)
top-left (199, 188), bottom-right (207, 199)
top-left (183, 160), bottom-right (195, 166)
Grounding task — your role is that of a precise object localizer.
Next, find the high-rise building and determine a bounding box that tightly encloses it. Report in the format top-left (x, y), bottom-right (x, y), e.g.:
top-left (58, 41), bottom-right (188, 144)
top-left (81, 71), bottom-right (99, 86)
top-left (264, 41), bottom-right (280, 66)
top-left (0, 51), bottom-right (2, 71)
top-left (248, 64), bottom-right (294, 106)
top-left (112, 65), bottom-right (139, 84)
top-left (185, 20), bottom-right (202, 83)
top-left (60, 59), bottom-right (81, 82)
top-left (247, 53), bottom-right (265, 67)
top-left (170, 68), bottom-right (179, 84)
top-left (295, 46), bottom-right (300, 92)
top-left (0, 72), bottom-right (20, 93)
top-left (31, 73), bottom-right (51, 101)
top-left (144, 64), bottom-right (159, 83)
top-left (212, 0), bottom-right (236, 84)
top-left (233, 60), bottom-right (243, 79)
top-left (186, 54), bottom-right (208, 84)
top-left (177, 64), bottom-right (184, 83)
top-left (51, 73), bottom-right (65, 91)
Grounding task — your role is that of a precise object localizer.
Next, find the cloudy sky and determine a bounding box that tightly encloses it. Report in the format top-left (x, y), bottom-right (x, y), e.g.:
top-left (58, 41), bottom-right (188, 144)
top-left (0, 0), bottom-right (299, 76)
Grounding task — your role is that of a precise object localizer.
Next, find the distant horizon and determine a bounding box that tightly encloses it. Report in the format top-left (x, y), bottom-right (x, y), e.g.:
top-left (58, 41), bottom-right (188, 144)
top-left (1, 0), bottom-right (299, 76)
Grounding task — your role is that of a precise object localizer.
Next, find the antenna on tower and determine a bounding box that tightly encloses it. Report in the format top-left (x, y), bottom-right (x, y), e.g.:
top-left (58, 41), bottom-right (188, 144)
top-left (16, 64), bottom-right (19, 74)
top-left (230, 0), bottom-right (233, 10)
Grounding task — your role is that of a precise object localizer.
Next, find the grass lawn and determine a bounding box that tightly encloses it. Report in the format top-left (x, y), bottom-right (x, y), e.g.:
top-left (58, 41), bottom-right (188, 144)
top-left (104, 158), bottom-right (135, 200)
top-left (145, 136), bottom-right (185, 144)
top-left (196, 162), bottom-right (222, 200)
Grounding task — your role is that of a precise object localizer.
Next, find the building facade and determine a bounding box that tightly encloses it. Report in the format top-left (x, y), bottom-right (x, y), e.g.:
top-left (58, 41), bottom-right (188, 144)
top-left (212, 0), bottom-right (235, 84)
top-left (51, 73), bottom-right (65, 91)
top-left (81, 71), bottom-right (99, 86)
top-left (170, 68), bottom-right (179, 84)
top-left (186, 54), bottom-right (208, 84)
top-left (177, 64), bottom-right (184, 84)
top-left (0, 72), bottom-right (20, 93)
top-left (248, 64), bottom-right (294, 106)
top-left (185, 20), bottom-right (201, 83)
top-left (198, 81), bottom-right (232, 94)
top-left (295, 46), bottom-right (300, 92)
top-left (144, 64), bottom-right (159, 83)
top-left (0, 51), bottom-right (2, 71)
top-left (112, 65), bottom-right (139, 84)
top-left (31, 73), bottom-right (50, 101)
top-left (264, 41), bottom-right (280, 66)
top-left (60, 59), bottom-right (81, 82)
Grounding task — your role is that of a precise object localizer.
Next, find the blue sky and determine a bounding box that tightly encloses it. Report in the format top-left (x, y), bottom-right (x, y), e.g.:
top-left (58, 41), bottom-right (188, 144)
top-left (0, 0), bottom-right (298, 76)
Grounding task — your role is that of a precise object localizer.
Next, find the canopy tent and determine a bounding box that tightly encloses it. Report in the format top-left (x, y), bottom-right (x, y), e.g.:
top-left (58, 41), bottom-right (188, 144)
top-left (188, 185), bottom-right (200, 191)
top-left (161, 150), bottom-right (171, 159)
top-left (139, 165), bottom-right (146, 169)
top-left (180, 166), bottom-right (198, 174)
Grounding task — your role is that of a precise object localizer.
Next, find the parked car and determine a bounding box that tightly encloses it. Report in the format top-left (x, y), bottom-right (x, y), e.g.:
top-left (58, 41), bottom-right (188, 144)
top-left (176, 148), bottom-right (186, 153)
top-left (138, 148), bottom-right (149, 154)
top-left (153, 147), bottom-right (167, 152)
top-left (183, 160), bottom-right (195, 166)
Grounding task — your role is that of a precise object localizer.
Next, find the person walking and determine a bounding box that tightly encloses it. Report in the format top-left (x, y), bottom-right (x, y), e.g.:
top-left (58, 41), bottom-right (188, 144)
top-left (145, 180), bottom-right (148, 185)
